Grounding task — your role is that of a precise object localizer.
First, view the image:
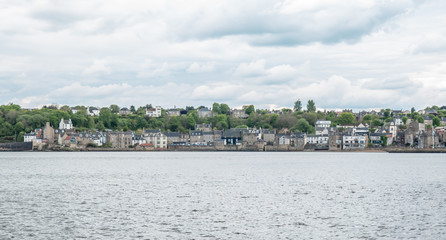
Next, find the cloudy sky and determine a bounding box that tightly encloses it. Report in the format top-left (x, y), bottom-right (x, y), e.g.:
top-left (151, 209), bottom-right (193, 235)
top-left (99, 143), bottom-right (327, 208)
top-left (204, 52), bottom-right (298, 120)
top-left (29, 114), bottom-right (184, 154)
top-left (1, 0), bottom-right (445, 110)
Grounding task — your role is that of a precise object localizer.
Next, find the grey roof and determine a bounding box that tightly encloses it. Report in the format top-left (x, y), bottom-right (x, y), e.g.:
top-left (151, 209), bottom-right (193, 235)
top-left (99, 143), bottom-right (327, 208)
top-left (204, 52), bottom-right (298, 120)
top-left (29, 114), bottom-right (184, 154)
top-left (163, 132), bottom-right (180, 137)
top-left (144, 129), bottom-right (161, 134)
top-left (370, 133), bottom-right (387, 136)
top-left (425, 109), bottom-right (437, 114)
top-left (277, 134), bottom-right (291, 139)
top-left (222, 129), bottom-right (245, 138)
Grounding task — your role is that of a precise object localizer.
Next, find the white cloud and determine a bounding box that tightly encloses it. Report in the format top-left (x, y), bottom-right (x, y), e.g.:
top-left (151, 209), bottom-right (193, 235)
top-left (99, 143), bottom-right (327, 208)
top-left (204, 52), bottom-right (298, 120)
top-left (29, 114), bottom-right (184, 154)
top-left (234, 59), bottom-right (268, 77)
top-left (1, 0), bottom-right (446, 110)
top-left (187, 62), bottom-right (216, 73)
top-left (83, 59), bottom-right (111, 75)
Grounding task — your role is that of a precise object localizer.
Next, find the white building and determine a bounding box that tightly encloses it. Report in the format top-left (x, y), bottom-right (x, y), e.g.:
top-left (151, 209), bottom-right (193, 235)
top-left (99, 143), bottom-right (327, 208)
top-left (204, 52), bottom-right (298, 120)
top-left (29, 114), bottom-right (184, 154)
top-left (59, 118), bottom-right (73, 130)
top-left (132, 134), bottom-right (147, 146)
top-left (146, 106), bottom-right (162, 117)
top-left (315, 120), bottom-right (331, 128)
top-left (24, 133), bottom-right (36, 142)
top-left (88, 107), bottom-right (100, 116)
top-left (143, 131), bottom-right (167, 149)
top-left (342, 135), bottom-right (367, 150)
top-left (307, 135), bottom-right (329, 144)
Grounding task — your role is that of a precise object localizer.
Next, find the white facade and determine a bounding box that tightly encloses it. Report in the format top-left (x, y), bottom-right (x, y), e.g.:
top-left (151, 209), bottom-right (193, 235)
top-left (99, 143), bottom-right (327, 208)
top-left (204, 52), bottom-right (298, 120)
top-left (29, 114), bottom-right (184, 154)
top-left (315, 120), bottom-right (331, 128)
top-left (342, 135), bottom-right (366, 150)
top-left (146, 106), bottom-right (162, 117)
top-left (307, 135), bottom-right (329, 144)
top-left (395, 117), bottom-right (403, 126)
top-left (88, 107), bottom-right (100, 116)
top-left (24, 133), bottom-right (36, 142)
top-left (59, 118), bottom-right (73, 130)
top-left (144, 132), bottom-right (167, 149)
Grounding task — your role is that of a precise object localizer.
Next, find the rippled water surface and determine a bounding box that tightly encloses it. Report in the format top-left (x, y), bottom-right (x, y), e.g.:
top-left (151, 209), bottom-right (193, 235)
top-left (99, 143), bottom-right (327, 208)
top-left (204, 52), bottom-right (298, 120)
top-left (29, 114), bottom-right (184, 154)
top-left (1, 152), bottom-right (446, 239)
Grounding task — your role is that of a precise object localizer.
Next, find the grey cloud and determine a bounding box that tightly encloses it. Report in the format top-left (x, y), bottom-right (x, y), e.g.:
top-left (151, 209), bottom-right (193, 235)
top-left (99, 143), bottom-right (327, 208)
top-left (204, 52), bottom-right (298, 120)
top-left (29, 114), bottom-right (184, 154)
top-left (172, 1), bottom-right (413, 46)
top-left (31, 10), bottom-right (84, 31)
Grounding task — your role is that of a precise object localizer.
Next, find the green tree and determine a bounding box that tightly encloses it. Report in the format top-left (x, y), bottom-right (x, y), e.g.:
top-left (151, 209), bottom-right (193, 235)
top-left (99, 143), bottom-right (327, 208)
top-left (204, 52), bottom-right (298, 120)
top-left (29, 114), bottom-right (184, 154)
top-left (219, 104), bottom-right (230, 115)
top-left (417, 116), bottom-right (424, 123)
top-left (291, 118), bottom-right (314, 133)
top-left (411, 107), bottom-right (415, 114)
top-left (96, 121), bottom-right (105, 131)
top-left (167, 116), bottom-right (181, 132)
top-left (244, 105), bottom-right (255, 115)
top-left (110, 104), bottom-right (120, 114)
top-left (282, 108), bottom-right (292, 114)
top-left (402, 116), bottom-right (408, 125)
top-left (306, 100), bottom-right (316, 112)
top-left (130, 105), bottom-right (136, 113)
top-left (302, 112), bottom-right (318, 126)
top-left (326, 111), bottom-right (337, 123)
top-left (337, 112), bottom-right (355, 125)
top-left (99, 108), bottom-right (112, 128)
top-left (186, 114), bottom-right (196, 129)
top-left (372, 119), bottom-right (382, 127)
top-left (214, 114), bottom-right (228, 129)
top-left (14, 122), bottom-right (24, 141)
top-left (60, 105), bottom-right (72, 114)
top-left (294, 100), bottom-right (302, 112)
top-left (433, 116), bottom-right (440, 127)
top-left (380, 135), bottom-right (387, 147)
top-left (212, 103), bottom-right (221, 114)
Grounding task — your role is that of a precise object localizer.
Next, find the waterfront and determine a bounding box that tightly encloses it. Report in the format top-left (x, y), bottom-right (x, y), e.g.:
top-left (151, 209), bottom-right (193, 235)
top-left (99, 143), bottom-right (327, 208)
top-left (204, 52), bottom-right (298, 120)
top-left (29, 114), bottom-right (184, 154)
top-left (1, 152), bottom-right (445, 239)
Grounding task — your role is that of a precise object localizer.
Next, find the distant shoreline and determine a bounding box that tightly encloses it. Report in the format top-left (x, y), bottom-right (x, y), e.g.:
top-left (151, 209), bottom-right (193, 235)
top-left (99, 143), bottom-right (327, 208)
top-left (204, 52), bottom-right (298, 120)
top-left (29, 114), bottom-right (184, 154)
top-left (2, 148), bottom-right (445, 153)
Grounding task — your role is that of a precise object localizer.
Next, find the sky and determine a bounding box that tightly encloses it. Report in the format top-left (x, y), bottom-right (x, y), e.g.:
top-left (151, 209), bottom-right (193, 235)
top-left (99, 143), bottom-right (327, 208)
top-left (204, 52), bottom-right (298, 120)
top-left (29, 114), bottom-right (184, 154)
top-left (1, 0), bottom-right (446, 110)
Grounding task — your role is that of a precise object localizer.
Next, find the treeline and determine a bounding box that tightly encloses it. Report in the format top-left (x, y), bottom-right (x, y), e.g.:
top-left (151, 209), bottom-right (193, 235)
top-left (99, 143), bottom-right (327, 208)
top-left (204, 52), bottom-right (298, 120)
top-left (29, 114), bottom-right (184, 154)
top-left (0, 101), bottom-right (445, 143)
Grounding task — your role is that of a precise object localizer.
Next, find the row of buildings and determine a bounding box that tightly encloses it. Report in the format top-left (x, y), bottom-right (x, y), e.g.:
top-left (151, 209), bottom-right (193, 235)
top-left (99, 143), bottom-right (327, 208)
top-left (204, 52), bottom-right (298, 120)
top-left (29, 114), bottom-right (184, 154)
top-left (24, 118), bottom-right (446, 150)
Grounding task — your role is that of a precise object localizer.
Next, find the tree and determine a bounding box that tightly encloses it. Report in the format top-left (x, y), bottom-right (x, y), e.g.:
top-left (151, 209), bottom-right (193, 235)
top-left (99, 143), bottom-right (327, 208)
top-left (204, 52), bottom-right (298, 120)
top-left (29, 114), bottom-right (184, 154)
top-left (214, 114), bottom-right (228, 129)
top-left (294, 100), bottom-right (302, 112)
top-left (110, 104), bottom-right (120, 114)
top-left (302, 112), bottom-right (318, 126)
top-left (96, 121), bottom-right (105, 131)
top-left (186, 114), bottom-right (196, 129)
top-left (130, 105), bottom-right (136, 113)
top-left (292, 118), bottom-right (314, 133)
top-left (337, 112), bottom-right (355, 125)
top-left (417, 116), bottom-right (424, 123)
top-left (219, 104), bottom-right (230, 115)
top-left (212, 103), bottom-right (221, 114)
top-left (411, 107), bottom-right (415, 114)
top-left (380, 135), bottom-right (387, 147)
top-left (14, 122), bottom-right (24, 141)
top-left (372, 119), bottom-right (382, 127)
top-left (60, 105), bottom-right (72, 113)
top-left (402, 116), bottom-right (408, 125)
top-left (99, 108), bottom-right (112, 128)
top-left (433, 116), bottom-right (440, 127)
top-left (244, 105), bottom-right (255, 115)
top-left (306, 100), bottom-right (316, 112)
top-left (383, 109), bottom-right (391, 119)
top-left (167, 116), bottom-right (181, 132)
top-left (282, 108), bottom-right (292, 114)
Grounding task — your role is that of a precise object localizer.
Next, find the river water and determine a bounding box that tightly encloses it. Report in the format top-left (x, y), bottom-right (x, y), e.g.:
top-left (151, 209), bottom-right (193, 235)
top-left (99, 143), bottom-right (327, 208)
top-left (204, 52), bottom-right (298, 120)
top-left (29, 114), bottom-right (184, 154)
top-left (0, 152), bottom-right (445, 239)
